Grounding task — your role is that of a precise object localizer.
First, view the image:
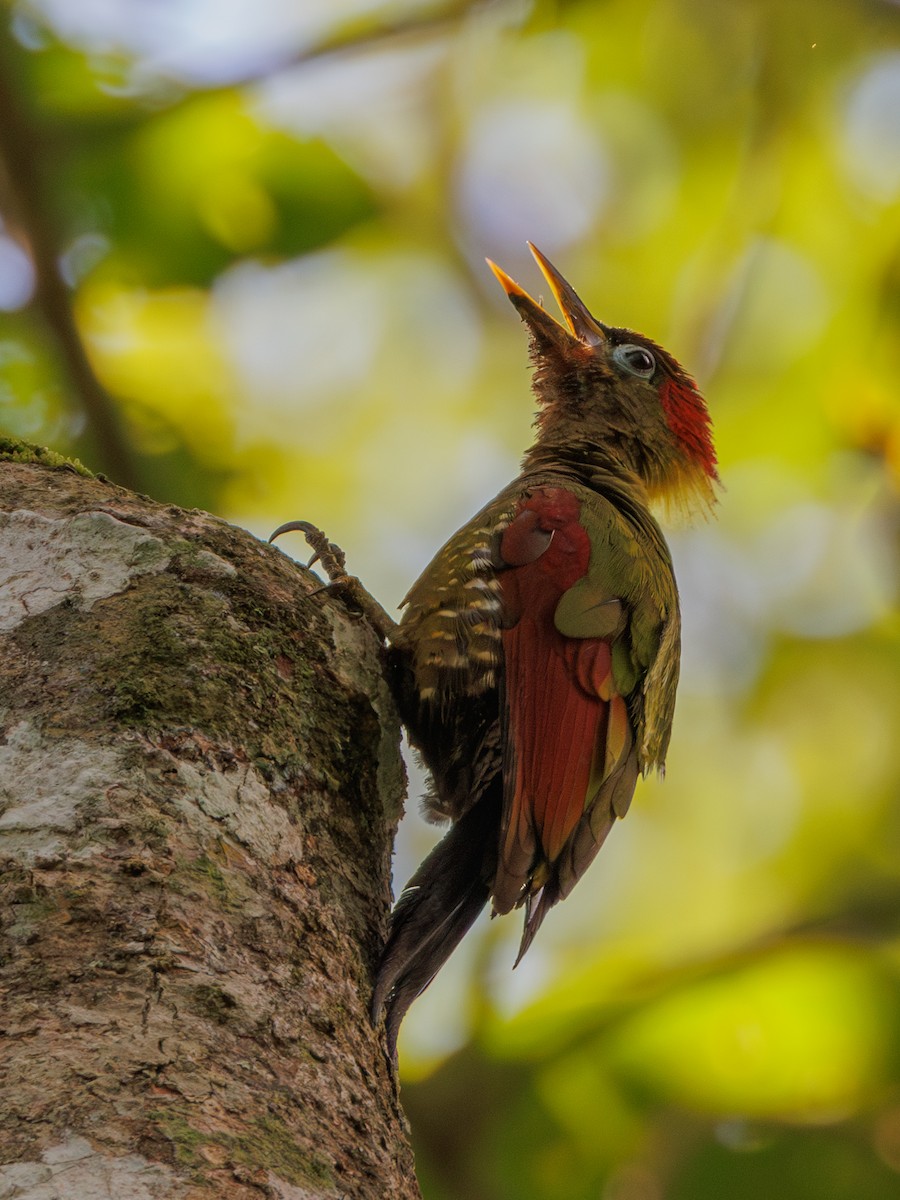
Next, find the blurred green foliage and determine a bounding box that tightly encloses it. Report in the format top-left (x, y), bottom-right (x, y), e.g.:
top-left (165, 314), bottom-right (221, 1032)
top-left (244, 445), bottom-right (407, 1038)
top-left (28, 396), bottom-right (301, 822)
top-left (1, 0), bottom-right (899, 1197)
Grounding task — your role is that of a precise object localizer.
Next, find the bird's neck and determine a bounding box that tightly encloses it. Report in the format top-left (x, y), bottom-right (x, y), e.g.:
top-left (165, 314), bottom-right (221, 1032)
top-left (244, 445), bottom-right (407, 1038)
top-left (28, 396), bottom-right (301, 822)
top-left (520, 434), bottom-right (675, 569)
top-left (521, 434), bottom-right (650, 507)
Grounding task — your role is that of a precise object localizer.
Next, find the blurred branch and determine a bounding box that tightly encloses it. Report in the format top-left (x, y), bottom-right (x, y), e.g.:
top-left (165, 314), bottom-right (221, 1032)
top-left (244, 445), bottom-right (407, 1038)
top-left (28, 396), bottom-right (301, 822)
top-left (202, 0), bottom-right (500, 92)
top-left (0, 0), bottom-right (502, 486)
top-left (17, 0), bottom-right (512, 150)
top-left (0, 26), bottom-right (138, 488)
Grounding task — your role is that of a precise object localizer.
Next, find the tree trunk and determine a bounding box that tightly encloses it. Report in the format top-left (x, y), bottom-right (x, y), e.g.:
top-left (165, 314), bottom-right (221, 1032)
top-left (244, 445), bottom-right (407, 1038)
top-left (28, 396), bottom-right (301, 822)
top-left (0, 444), bottom-right (420, 1200)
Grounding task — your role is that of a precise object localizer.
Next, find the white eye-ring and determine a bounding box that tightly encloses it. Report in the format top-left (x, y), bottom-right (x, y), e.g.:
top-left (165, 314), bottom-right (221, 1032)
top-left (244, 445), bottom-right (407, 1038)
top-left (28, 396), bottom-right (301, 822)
top-left (612, 343), bottom-right (656, 379)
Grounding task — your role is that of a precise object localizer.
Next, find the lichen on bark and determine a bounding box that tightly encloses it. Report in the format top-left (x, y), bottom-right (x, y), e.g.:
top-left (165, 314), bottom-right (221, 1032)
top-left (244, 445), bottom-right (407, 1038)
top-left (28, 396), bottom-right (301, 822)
top-left (0, 450), bottom-right (419, 1199)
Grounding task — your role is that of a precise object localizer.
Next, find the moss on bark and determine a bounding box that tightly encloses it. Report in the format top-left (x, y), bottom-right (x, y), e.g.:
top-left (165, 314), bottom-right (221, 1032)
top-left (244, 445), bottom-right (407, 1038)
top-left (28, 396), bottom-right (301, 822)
top-left (0, 435), bottom-right (93, 476)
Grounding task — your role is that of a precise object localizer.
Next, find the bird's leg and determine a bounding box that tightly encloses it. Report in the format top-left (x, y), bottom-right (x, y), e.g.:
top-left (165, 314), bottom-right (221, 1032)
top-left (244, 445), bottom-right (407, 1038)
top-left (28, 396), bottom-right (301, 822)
top-left (269, 520), bottom-right (397, 641)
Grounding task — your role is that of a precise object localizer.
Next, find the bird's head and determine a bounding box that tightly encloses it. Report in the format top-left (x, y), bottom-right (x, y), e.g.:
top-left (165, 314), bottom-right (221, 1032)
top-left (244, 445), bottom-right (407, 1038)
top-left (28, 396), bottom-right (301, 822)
top-left (488, 244), bottom-right (718, 513)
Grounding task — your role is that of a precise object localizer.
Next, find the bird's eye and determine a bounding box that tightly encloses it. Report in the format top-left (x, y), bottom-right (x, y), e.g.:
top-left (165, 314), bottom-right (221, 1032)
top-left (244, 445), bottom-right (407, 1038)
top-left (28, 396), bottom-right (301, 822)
top-left (612, 343), bottom-right (656, 379)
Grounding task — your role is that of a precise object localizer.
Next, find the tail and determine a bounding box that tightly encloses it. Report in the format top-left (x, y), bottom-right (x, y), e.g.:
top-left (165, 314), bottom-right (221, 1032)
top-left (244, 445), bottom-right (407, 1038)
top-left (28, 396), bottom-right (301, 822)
top-left (372, 784), bottom-right (501, 1056)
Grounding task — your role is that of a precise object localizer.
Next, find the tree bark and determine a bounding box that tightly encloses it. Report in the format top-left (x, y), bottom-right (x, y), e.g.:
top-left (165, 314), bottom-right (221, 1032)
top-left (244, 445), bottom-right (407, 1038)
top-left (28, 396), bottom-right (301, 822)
top-left (0, 444), bottom-right (420, 1200)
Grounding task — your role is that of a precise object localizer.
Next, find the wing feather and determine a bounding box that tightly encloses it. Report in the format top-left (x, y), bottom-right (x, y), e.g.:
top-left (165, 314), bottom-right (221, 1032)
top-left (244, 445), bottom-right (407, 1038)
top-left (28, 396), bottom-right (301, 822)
top-left (492, 482), bottom-right (676, 955)
top-left (492, 488), bottom-right (632, 916)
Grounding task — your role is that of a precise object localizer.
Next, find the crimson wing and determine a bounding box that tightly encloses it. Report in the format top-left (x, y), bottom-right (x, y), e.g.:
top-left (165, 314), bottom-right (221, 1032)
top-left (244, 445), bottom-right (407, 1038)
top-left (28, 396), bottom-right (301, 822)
top-left (492, 487), bottom-right (644, 959)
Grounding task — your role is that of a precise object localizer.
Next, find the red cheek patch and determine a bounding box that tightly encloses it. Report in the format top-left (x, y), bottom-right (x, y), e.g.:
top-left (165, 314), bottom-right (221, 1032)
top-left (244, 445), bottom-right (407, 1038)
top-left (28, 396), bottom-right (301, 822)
top-left (659, 377), bottom-right (717, 478)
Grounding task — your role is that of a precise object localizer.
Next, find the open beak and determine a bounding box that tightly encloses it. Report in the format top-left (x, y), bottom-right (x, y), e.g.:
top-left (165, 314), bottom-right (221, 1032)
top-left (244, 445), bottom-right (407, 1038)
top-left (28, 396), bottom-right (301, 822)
top-left (487, 243), bottom-right (607, 347)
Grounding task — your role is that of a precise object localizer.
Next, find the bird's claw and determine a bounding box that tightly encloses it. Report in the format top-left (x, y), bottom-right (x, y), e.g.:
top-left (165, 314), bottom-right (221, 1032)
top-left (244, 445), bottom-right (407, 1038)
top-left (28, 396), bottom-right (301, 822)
top-left (307, 573), bottom-right (352, 600)
top-left (269, 520), bottom-right (346, 579)
top-left (268, 519), bottom-right (397, 641)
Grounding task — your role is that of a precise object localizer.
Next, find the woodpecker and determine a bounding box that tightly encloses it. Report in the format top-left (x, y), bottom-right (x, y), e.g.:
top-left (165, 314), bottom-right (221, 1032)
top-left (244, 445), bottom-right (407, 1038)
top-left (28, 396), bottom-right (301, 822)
top-left (274, 245), bottom-right (717, 1055)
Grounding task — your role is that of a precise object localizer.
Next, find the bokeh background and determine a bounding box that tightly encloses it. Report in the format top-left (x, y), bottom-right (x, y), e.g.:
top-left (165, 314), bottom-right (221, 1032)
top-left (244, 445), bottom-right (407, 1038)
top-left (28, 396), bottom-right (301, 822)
top-left (2, 0), bottom-right (900, 1196)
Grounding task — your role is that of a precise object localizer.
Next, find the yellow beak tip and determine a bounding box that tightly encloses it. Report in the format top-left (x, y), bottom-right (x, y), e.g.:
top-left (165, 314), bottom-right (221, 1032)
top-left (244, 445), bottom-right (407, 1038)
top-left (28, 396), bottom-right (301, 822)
top-left (486, 257), bottom-right (527, 300)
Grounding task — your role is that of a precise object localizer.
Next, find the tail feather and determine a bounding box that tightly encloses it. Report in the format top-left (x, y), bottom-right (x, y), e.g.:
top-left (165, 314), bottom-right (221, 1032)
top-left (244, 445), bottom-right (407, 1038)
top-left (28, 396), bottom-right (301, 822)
top-left (373, 784), bottom-right (501, 1055)
top-left (512, 879), bottom-right (559, 968)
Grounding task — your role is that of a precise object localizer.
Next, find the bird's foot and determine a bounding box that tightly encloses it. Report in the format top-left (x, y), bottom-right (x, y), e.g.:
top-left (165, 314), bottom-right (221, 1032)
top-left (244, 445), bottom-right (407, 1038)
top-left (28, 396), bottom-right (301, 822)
top-left (270, 519), bottom-right (346, 576)
top-left (269, 520), bottom-right (396, 641)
